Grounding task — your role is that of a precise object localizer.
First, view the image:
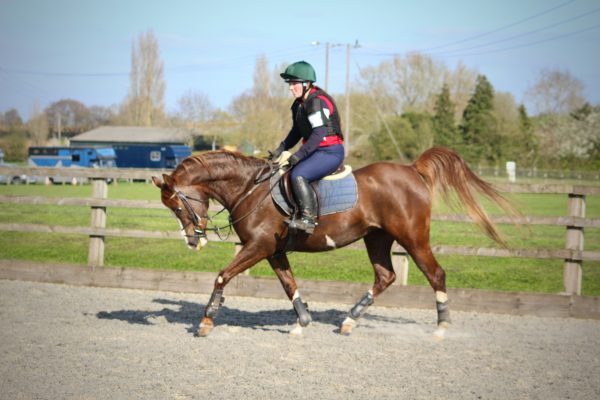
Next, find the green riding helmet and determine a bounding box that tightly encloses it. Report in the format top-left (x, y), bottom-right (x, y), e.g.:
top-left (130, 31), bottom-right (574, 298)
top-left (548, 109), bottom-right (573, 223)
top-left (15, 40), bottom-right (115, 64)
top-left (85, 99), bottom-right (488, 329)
top-left (280, 61), bottom-right (317, 83)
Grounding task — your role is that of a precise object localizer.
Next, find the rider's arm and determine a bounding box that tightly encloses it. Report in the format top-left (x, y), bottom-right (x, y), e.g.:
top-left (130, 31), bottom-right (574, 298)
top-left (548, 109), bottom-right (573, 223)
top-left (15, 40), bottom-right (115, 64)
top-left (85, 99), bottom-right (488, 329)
top-left (281, 126), bottom-right (301, 150)
top-left (291, 97), bottom-right (330, 161)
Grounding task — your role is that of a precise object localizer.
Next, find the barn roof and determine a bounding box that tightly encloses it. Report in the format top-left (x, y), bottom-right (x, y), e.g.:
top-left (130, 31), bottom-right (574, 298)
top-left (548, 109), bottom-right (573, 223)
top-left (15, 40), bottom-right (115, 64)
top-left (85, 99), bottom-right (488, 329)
top-left (70, 126), bottom-right (191, 145)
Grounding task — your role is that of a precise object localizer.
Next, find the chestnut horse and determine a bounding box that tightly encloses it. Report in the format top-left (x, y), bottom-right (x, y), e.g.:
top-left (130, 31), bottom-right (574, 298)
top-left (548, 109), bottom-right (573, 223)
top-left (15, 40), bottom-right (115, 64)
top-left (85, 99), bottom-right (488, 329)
top-left (152, 147), bottom-right (516, 338)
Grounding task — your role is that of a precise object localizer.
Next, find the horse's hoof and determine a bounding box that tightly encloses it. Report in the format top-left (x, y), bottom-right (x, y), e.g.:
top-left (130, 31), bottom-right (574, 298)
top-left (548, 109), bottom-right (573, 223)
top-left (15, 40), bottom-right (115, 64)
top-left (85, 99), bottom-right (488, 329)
top-left (340, 324), bottom-right (353, 336)
top-left (432, 321), bottom-right (449, 341)
top-left (340, 316), bottom-right (356, 336)
top-left (289, 323), bottom-right (303, 336)
top-left (196, 317), bottom-right (214, 337)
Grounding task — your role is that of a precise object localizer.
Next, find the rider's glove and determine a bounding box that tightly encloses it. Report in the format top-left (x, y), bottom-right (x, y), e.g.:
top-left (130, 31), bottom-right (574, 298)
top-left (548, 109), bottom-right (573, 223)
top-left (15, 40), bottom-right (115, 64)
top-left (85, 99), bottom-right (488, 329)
top-left (268, 144), bottom-right (285, 161)
top-left (288, 154), bottom-right (300, 167)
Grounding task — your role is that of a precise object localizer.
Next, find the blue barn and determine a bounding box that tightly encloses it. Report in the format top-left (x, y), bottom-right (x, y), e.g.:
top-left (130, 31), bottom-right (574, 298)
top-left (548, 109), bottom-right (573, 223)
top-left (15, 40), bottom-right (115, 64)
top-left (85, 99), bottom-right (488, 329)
top-left (70, 126), bottom-right (193, 169)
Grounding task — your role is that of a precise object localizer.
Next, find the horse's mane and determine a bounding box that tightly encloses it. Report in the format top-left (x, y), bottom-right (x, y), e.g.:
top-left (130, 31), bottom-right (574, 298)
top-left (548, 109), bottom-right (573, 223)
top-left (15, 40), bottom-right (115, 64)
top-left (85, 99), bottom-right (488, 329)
top-left (174, 150), bottom-right (267, 183)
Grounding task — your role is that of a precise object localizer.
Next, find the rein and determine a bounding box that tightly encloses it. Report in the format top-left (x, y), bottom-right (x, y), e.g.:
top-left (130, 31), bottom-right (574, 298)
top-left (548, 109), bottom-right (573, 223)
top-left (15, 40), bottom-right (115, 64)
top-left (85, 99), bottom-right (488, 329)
top-left (176, 161), bottom-right (283, 241)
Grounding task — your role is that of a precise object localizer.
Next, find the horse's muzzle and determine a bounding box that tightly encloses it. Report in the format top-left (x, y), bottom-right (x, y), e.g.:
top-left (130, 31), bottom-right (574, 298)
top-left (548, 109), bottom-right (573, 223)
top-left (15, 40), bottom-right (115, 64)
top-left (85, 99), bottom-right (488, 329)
top-left (187, 235), bottom-right (208, 250)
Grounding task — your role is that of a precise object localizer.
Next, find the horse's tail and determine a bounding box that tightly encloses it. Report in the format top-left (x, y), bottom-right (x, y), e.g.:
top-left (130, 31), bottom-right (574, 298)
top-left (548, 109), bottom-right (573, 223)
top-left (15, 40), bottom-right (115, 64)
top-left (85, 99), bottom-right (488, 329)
top-left (413, 146), bottom-right (519, 247)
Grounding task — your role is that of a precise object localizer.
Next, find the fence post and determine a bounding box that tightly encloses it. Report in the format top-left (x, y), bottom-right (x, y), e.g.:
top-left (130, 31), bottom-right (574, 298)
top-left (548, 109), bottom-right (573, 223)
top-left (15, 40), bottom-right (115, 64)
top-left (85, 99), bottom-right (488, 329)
top-left (563, 193), bottom-right (585, 295)
top-left (392, 245), bottom-right (409, 286)
top-left (88, 178), bottom-right (108, 269)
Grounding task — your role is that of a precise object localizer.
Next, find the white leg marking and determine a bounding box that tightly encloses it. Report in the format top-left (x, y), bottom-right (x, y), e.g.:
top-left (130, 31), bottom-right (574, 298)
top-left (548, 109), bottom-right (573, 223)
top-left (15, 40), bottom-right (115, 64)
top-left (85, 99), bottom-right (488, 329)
top-left (342, 316), bottom-right (357, 328)
top-left (292, 290), bottom-right (300, 300)
top-left (217, 276), bottom-right (224, 284)
top-left (435, 291), bottom-right (448, 303)
top-left (325, 235), bottom-right (337, 249)
top-left (433, 321), bottom-right (449, 341)
top-left (290, 322), bottom-right (303, 336)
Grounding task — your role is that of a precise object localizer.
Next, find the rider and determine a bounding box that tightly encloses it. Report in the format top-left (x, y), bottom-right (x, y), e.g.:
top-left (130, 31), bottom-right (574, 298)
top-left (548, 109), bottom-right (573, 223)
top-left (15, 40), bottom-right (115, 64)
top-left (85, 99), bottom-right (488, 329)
top-left (269, 61), bottom-right (345, 234)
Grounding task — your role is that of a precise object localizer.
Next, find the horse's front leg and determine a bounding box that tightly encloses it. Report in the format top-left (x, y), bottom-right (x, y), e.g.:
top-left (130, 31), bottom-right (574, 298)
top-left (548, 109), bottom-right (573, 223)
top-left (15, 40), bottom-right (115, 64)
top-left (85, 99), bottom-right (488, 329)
top-left (196, 243), bottom-right (268, 337)
top-left (267, 253), bottom-right (311, 336)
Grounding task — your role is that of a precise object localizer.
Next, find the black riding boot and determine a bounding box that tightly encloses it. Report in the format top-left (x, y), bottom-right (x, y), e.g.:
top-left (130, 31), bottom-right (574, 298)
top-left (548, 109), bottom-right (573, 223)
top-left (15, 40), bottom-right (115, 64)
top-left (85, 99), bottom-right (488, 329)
top-left (289, 176), bottom-right (318, 234)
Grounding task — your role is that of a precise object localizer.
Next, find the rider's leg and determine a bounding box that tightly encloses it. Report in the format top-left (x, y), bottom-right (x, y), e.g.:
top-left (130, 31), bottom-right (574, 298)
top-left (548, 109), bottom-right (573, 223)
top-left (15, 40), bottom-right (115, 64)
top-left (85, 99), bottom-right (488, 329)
top-left (289, 145), bottom-right (344, 234)
top-left (290, 176), bottom-right (318, 234)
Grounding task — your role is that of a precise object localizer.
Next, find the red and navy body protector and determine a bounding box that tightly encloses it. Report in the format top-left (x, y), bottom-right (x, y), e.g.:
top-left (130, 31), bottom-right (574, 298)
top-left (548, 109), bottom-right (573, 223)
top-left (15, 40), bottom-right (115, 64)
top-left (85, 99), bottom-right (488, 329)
top-left (278, 86), bottom-right (345, 182)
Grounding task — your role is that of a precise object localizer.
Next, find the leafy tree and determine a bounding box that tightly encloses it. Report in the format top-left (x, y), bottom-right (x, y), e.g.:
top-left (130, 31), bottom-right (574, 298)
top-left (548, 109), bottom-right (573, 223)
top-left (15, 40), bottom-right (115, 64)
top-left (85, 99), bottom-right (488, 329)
top-left (459, 75), bottom-right (500, 164)
top-left (341, 92), bottom-right (381, 162)
top-left (0, 109), bottom-right (27, 160)
top-left (556, 104), bottom-right (600, 165)
top-left (370, 116), bottom-right (413, 161)
top-left (402, 111), bottom-right (434, 159)
top-left (432, 84), bottom-right (459, 149)
top-left (515, 104), bottom-right (539, 167)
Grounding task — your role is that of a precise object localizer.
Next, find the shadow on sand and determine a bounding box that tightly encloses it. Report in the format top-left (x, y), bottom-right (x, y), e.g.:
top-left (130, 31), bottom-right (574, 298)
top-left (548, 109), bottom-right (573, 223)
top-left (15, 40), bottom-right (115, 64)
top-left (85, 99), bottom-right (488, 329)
top-left (96, 298), bottom-right (418, 335)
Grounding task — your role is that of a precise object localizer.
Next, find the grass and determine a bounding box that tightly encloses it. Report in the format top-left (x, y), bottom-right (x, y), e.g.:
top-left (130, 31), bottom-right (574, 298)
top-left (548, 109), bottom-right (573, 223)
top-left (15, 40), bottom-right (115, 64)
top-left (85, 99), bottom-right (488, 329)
top-left (1, 181), bottom-right (599, 296)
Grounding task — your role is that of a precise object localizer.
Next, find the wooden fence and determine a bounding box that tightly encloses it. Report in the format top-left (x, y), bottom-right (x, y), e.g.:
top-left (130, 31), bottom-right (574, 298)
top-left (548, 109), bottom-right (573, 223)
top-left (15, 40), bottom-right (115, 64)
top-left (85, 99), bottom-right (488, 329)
top-left (1, 166), bottom-right (599, 297)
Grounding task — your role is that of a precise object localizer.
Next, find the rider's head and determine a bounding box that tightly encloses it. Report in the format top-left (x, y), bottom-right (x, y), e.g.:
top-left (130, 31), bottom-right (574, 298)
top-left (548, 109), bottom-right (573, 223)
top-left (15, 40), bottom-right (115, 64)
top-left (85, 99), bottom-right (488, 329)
top-left (280, 61), bottom-right (316, 99)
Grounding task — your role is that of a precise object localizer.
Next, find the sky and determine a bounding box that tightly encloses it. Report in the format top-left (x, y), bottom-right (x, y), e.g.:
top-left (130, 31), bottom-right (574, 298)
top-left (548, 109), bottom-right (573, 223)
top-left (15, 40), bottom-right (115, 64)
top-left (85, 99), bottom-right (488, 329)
top-left (1, 0), bottom-right (599, 121)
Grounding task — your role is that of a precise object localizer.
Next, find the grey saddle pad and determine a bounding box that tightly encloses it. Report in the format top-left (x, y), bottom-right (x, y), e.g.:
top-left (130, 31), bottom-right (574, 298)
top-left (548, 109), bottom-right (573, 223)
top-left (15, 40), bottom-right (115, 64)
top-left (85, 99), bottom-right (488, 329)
top-left (270, 170), bottom-right (358, 216)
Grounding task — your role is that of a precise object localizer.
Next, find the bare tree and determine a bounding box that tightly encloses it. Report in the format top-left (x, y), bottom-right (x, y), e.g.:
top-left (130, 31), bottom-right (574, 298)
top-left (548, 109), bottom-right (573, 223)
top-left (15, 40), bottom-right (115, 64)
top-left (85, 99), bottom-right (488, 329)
top-left (357, 53), bottom-right (478, 119)
top-left (525, 68), bottom-right (586, 115)
top-left (178, 90), bottom-right (214, 125)
top-left (28, 101), bottom-right (49, 145)
top-left (443, 61), bottom-right (478, 120)
top-left (121, 30), bottom-right (166, 126)
top-left (177, 90), bottom-right (217, 149)
top-left (231, 55), bottom-right (289, 153)
top-left (45, 99), bottom-right (92, 137)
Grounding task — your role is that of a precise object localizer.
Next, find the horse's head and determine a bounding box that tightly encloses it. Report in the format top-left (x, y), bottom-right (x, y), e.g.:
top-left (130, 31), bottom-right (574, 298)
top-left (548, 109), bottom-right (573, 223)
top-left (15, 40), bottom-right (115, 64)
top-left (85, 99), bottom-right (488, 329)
top-left (152, 174), bottom-right (210, 250)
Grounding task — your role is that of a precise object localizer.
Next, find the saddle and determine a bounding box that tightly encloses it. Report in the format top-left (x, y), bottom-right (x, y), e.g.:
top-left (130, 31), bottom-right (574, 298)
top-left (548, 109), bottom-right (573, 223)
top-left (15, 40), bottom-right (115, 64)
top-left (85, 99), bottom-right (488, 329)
top-left (270, 164), bottom-right (357, 217)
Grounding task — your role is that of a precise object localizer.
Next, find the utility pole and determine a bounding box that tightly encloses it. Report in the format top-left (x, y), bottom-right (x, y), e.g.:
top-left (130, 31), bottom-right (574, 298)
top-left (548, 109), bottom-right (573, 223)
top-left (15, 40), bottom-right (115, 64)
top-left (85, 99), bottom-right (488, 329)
top-left (312, 39), bottom-right (360, 155)
top-left (56, 113), bottom-right (62, 143)
top-left (325, 42), bottom-right (330, 91)
top-left (344, 40), bottom-right (360, 156)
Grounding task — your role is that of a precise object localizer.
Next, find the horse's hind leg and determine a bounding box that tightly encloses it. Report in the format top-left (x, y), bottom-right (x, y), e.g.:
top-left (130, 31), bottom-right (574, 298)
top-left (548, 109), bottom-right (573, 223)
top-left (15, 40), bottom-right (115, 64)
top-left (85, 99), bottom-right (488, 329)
top-left (341, 231), bottom-right (395, 335)
top-left (267, 253), bottom-right (311, 335)
top-left (404, 242), bottom-right (451, 339)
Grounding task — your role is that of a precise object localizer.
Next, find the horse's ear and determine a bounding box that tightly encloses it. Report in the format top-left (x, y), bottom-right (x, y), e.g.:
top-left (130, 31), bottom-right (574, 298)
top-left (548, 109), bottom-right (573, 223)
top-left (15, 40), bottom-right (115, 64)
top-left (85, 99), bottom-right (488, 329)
top-left (151, 176), bottom-right (163, 188)
top-left (162, 174), bottom-right (175, 189)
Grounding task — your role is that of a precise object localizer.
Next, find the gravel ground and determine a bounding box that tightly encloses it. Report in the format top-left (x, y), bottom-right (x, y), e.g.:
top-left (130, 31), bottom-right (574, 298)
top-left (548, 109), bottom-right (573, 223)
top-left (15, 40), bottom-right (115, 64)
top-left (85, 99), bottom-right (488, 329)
top-left (1, 279), bottom-right (599, 400)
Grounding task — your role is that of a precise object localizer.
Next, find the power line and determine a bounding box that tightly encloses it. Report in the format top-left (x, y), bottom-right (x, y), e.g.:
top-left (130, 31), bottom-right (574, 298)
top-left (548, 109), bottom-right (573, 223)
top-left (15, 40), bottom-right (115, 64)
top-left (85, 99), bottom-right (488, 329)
top-left (0, 45), bottom-right (319, 78)
top-left (418, 0), bottom-right (577, 52)
top-left (432, 23), bottom-right (600, 58)
top-left (428, 6), bottom-right (600, 57)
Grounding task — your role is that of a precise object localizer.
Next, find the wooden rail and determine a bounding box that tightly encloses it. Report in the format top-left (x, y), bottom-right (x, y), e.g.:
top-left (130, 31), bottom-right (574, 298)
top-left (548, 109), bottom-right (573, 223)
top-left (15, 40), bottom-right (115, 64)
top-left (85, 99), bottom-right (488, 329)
top-left (1, 166), bottom-right (599, 295)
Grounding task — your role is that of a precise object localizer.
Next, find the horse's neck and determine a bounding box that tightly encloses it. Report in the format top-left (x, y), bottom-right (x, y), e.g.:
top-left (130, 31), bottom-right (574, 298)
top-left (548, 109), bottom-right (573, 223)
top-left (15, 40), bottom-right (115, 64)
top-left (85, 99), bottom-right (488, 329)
top-left (187, 160), bottom-right (261, 209)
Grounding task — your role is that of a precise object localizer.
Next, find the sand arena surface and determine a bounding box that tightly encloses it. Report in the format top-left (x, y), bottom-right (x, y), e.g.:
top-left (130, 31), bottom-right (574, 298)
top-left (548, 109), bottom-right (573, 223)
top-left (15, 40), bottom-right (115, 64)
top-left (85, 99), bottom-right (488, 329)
top-left (1, 279), bottom-right (599, 399)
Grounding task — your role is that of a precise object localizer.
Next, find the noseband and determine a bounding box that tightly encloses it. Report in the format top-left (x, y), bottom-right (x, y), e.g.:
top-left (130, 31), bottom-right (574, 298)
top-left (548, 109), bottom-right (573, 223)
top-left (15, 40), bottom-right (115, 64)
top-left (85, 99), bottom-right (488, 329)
top-left (171, 161), bottom-right (282, 242)
top-left (174, 191), bottom-right (210, 239)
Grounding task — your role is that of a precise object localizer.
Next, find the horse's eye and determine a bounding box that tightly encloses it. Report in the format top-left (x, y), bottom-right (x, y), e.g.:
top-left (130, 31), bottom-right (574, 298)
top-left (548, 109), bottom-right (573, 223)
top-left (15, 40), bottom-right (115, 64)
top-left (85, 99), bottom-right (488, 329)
top-left (175, 207), bottom-right (183, 215)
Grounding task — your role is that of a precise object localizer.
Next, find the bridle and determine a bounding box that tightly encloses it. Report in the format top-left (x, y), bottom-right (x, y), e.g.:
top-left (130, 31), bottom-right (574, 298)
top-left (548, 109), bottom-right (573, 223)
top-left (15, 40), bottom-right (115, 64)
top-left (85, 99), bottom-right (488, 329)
top-left (173, 190), bottom-right (211, 240)
top-left (172, 160), bottom-right (282, 242)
